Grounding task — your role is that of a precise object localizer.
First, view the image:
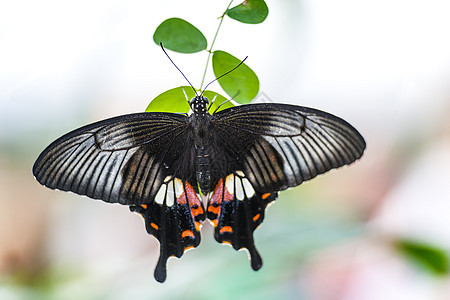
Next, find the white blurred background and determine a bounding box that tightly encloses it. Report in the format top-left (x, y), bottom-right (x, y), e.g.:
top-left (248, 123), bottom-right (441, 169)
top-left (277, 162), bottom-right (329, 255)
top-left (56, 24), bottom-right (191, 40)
top-left (1, 0), bottom-right (450, 299)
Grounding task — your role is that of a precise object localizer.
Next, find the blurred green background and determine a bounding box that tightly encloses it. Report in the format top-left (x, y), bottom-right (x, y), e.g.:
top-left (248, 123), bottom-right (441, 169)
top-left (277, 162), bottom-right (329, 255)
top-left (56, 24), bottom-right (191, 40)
top-left (1, 1), bottom-right (450, 299)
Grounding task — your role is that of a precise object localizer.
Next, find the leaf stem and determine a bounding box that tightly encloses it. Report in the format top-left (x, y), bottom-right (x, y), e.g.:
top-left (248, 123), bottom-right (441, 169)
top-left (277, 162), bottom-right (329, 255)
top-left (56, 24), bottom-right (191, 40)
top-left (199, 0), bottom-right (234, 90)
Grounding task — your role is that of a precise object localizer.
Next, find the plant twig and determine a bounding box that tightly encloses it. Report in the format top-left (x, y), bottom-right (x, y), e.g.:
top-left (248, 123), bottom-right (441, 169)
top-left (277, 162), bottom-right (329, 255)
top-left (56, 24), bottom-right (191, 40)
top-left (199, 0), bottom-right (234, 89)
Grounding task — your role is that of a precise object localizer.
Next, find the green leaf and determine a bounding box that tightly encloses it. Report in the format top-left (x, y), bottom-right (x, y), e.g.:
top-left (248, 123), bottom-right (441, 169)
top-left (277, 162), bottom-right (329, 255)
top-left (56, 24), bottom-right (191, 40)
top-left (146, 86), bottom-right (194, 113)
top-left (153, 18), bottom-right (207, 53)
top-left (395, 239), bottom-right (449, 275)
top-left (146, 87), bottom-right (232, 114)
top-left (212, 50), bottom-right (259, 104)
top-left (203, 90), bottom-right (235, 113)
top-left (226, 0), bottom-right (269, 24)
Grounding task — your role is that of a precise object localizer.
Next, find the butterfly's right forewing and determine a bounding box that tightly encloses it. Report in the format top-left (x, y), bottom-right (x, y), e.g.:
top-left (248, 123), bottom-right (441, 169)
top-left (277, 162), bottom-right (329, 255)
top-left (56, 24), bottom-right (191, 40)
top-left (32, 112), bottom-right (191, 205)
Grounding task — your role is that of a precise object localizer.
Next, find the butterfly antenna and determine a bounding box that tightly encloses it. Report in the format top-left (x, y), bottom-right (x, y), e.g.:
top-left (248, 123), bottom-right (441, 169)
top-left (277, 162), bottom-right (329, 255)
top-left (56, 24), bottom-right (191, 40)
top-left (212, 90), bottom-right (240, 114)
top-left (207, 96), bottom-right (215, 110)
top-left (160, 43), bottom-right (198, 97)
top-left (212, 99), bottom-right (232, 114)
top-left (201, 56), bottom-right (248, 95)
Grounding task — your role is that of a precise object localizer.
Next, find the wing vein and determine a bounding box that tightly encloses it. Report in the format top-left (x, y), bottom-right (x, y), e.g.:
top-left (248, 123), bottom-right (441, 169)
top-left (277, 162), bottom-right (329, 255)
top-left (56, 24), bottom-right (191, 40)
top-left (109, 148), bottom-right (129, 203)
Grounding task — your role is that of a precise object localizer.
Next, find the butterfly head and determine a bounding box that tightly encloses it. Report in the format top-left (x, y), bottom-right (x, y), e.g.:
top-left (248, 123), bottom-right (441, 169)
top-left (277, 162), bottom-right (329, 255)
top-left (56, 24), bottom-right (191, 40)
top-left (190, 95), bottom-right (210, 116)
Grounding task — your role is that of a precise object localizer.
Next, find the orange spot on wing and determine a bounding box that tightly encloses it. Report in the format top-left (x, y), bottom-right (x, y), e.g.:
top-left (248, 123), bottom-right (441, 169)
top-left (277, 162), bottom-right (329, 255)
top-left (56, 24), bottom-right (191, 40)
top-left (207, 205), bottom-right (220, 215)
top-left (222, 241), bottom-right (232, 245)
top-left (191, 206), bottom-right (204, 216)
top-left (219, 226), bottom-right (233, 234)
top-left (195, 221), bottom-right (201, 231)
top-left (182, 230), bottom-right (195, 238)
top-left (184, 246), bottom-right (194, 251)
top-left (211, 219), bottom-right (218, 227)
top-left (141, 204), bottom-right (148, 209)
top-left (262, 193), bottom-right (271, 200)
top-left (150, 223), bottom-right (159, 230)
top-left (253, 214), bottom-right (261, 222)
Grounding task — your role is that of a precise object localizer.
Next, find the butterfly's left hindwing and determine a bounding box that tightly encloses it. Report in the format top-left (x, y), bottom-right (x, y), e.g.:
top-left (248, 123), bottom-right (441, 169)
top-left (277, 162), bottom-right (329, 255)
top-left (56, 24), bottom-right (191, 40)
top-left (207, 173), bottom-right (277, 270)
top-left (212, 103), bottom-right (366, 193)
top-left (204, 103), bottom-right (365, 268)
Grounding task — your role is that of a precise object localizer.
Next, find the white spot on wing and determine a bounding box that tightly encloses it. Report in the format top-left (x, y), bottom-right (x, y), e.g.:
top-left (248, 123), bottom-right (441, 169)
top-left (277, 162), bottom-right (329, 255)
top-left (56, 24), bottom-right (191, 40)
top-left (155, 184), bottom-right (166, 205)
top-left (174, 178), bottom-right (183, 198)
top-left (166, 180), bottom-right (174, 207)
top-left (242, 178), bottom-right (255, 198)
top-left (235, 178), bottom-right (245, 201)
top-left (225, 174), bottom-right (235, 195)
top-left (236, 170), bottom-right (245, 177)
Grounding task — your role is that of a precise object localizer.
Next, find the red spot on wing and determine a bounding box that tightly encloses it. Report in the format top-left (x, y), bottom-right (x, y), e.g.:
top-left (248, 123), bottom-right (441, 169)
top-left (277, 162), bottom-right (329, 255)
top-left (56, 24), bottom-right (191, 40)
top-left (175, 181), bottom-right (204, 231)
top-left (208, 179), bottom-right (223, 225)
top-left (177, 183), bottom-right (187, 205)
top-left (208, 177), bottom-right (235, 227)
top-left (211, 178), bottom-right (234, 203)
top-left (184, 182), bottom-right (204, 219)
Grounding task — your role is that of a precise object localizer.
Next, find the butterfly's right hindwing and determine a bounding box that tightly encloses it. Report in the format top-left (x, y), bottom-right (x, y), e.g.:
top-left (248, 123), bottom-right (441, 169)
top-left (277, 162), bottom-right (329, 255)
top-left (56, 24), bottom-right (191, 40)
top-left (32, 112), bottom-right (191, 205)
top-left (130, 179), bottom-right (205, 283)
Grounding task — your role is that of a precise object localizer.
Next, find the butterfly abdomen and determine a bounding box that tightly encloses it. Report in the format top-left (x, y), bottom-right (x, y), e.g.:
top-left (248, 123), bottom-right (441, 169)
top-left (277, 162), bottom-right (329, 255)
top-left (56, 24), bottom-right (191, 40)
top-left (195, 146), bottom-right (211, 192)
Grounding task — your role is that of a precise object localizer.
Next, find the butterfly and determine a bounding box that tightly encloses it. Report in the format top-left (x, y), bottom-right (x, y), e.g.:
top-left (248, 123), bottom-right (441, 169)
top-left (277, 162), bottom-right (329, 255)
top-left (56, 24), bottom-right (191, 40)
top-left (33, 94), bottom-right (366, 282)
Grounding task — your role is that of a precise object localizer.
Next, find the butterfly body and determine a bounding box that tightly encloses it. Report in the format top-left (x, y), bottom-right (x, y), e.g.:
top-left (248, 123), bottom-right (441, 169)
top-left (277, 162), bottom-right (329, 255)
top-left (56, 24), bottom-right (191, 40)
top-left (33, 96), bottom-right (366, 282)
top-left (189, 95), bottom-right (214, 192)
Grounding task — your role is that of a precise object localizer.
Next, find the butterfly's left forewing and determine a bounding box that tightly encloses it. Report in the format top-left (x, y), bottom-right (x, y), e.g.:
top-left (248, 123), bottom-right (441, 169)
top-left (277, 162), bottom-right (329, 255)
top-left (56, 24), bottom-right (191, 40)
top-left (213, 103), bottom-right (366, 193)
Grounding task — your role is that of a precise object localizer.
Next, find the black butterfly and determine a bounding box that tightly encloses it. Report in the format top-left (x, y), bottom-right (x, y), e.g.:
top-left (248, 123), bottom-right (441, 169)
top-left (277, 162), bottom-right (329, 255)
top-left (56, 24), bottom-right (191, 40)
top-left (33, 95), bottom-right (365, 282)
